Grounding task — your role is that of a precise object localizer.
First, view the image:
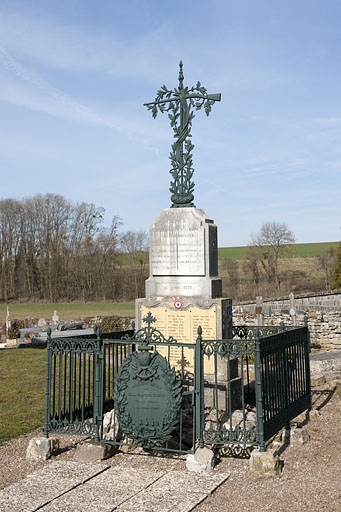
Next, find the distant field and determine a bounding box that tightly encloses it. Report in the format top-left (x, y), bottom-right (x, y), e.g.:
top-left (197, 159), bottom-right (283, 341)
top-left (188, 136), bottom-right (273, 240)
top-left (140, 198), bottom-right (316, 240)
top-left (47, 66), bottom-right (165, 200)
top-left (0, 302), bottom-right (135, 322)
top-left (218, 241), bottom-right (339, 260)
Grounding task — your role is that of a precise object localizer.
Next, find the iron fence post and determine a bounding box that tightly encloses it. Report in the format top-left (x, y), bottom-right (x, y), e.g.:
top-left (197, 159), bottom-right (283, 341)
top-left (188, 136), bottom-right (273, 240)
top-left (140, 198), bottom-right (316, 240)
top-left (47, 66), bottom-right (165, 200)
top-left (304, 322), bottom-right (312, 411)
top-left (93, 325), bottom-right (103, 442)
top-left (194, 326), bottom-right (204, 449)
top-left (283, 333), bottom-right (290, 431)
top-left (254, 327), bottom-right (266, 451)
top-left (44, 327), bottom-right (52, 437)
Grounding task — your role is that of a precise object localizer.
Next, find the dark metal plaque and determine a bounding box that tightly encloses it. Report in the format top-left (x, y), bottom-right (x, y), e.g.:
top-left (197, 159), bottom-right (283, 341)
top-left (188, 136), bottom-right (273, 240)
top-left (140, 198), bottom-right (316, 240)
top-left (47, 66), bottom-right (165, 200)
top-left (114, 350), bottom-right (182, 448)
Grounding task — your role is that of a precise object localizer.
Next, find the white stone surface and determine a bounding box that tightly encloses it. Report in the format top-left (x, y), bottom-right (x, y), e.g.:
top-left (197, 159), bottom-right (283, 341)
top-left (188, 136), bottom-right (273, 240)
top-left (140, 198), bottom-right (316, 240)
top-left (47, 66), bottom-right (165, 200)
top-left (26, 437), bottom-right (59, 461)
top-left (0, 459), bottom-right (229, 512)
top-left (146, 208), bottom-right (221, 299)
top-left (0, 462), bottom-right (107, 512)
top-left (186, 447), bottom-right (215, 473)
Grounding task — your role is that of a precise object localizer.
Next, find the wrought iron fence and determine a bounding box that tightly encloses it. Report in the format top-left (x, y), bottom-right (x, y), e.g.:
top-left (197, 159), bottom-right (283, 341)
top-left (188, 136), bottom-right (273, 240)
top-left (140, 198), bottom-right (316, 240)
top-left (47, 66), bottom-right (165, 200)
top-left (100, 321), bottom-right (198, 455)
top-left (257, 325), bottom-right (311, 445)
top-left (201, 323), bottom-right (311, 452)
top-left (44, 320), bottom-right (311, 455)
top-left (44, 327), bottom-right (134, 441)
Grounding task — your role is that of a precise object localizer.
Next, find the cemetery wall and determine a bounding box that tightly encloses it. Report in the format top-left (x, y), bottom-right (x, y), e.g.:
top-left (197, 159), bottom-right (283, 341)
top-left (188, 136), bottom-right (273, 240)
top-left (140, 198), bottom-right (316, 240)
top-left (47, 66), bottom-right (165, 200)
top-left (233, 290), bottom-right (341, 350)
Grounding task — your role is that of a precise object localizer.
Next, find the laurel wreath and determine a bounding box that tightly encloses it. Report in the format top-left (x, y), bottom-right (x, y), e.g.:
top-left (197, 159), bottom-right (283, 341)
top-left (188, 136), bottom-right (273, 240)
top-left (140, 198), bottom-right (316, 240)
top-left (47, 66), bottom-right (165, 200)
top-left (114, 351), bottom-right (182, 448)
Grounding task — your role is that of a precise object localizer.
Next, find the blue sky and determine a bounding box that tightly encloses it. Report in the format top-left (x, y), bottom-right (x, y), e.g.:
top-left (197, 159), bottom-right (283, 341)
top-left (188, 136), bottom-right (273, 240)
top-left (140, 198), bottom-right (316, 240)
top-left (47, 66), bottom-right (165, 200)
top-left (0, 0), bottom-right (340, 247)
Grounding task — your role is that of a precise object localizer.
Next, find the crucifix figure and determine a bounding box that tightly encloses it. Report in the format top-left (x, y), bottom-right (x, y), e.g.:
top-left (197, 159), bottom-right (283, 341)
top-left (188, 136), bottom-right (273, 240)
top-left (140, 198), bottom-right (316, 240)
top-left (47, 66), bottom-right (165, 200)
top-left (144, 61), bottom-right (221, 208)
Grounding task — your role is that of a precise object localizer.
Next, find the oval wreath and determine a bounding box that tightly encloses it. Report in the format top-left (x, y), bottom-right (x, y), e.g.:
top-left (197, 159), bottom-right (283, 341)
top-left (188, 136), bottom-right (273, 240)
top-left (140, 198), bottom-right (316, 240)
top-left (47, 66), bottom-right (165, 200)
top-left (114, 350), bottom-right (182, 448)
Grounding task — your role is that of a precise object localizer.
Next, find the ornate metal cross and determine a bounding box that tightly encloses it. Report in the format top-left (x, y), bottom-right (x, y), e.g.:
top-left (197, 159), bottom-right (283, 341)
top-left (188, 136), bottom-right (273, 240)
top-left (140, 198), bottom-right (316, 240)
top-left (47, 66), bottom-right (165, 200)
top-left (144, 61), bottom-right (221, 208)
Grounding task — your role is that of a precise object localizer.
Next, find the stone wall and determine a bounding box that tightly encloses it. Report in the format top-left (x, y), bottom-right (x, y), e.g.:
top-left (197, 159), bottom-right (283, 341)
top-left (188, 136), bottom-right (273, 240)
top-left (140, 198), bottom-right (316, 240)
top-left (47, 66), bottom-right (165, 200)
top-left (233, 290), bottom-right (341, 351)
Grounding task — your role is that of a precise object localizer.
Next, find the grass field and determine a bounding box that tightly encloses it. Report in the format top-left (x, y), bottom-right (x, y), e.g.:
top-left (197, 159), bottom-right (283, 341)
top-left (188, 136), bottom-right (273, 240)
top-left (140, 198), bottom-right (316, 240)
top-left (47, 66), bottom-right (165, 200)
top-left (218, 241), bottom-right (339, 260)
top-left (0, 302), bottom-right (135, 323)
top-left (0, 349), bottom-right (46, 445)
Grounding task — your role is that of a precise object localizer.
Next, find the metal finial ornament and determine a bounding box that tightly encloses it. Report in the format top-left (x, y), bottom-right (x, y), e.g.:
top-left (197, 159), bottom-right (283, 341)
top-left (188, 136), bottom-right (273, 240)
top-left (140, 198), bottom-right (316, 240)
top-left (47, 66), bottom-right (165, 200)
top-left (144, 61), bottom-right (221, 208)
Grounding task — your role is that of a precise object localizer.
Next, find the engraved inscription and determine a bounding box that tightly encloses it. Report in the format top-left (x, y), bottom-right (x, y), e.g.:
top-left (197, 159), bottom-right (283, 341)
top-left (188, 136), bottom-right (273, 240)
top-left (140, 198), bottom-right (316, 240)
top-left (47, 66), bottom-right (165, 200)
top-left (140, 305), bottom-right (217, 372)
top-left (150, 226), bottom-right (205, 276)
top-left (114, 351), bottom-right (182, 447)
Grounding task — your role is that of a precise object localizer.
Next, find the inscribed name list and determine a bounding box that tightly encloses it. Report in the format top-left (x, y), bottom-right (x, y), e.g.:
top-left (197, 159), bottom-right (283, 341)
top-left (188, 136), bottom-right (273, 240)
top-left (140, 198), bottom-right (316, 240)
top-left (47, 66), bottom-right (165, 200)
top-left (140, 305), bottom-right (217, 372)
top-left (150, 225), bottom-right (205, 276)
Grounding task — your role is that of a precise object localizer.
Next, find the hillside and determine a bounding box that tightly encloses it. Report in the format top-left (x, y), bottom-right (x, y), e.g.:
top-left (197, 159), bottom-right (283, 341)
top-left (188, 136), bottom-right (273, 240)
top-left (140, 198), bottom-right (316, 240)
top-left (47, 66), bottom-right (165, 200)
top-left (218, 240), bottom-right (341, 302)
top-left (218, 241), bottom-right (339, 260)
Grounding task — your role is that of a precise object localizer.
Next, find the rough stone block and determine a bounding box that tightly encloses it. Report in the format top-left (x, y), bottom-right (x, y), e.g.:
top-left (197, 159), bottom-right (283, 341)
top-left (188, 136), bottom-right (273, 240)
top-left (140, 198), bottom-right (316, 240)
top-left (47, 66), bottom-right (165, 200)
top-left (75, 441), bottom-right (115, 462)
top-left (204, 374), bottom-right (242, 410)
top-left (308, 408), bottom-right (321, 420)
top-left (311, 374), bottom-right (326, 386)
top-left (249, 449), bottom-right (280, 476)
top-left (288, 427), bottom-right (310, 446)
top-left (186, 447), bottom-right (214, 473)
top-left (26, 437), bottom-right (59, 461)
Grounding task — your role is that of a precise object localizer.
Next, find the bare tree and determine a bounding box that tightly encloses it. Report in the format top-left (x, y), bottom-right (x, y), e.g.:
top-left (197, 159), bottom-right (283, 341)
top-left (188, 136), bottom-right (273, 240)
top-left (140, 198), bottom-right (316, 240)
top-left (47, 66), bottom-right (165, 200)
top-left (250, 222), bottom-right (295, 291)
top-left (120, 230), bottom-right (149, 299)
top-left (244, 245), bottom-right (262, 296)
top-left (0, 199), bottom-right (23, 300)
top-left (318, 247), bottom-right (337, 290)
top-left (23, 194), bottom-right (72, 301)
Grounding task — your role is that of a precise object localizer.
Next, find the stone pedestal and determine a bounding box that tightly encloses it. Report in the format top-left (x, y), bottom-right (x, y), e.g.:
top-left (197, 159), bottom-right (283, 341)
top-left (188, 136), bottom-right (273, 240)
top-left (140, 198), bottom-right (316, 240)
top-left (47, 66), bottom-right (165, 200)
top-left (137, 206), bottom-right (234, 406)
top-left (145, 208), bottom-right (222, 300)
top-left (75, 441), bottom-right (116, 462)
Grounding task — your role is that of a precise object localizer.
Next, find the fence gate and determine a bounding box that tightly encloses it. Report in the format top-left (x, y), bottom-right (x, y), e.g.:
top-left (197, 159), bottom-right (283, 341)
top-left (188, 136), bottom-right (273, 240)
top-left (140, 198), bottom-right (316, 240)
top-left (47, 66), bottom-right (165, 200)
top-left (99, 312), bottom-right (199, 454)
top-left (44, 316), bottom-right (201, 455)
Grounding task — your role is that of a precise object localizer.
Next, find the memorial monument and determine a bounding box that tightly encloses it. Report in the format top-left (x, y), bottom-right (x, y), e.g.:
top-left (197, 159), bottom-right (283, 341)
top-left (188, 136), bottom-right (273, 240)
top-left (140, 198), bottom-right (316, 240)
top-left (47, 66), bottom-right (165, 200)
top-left (136, 62), bottom-right (232, 371)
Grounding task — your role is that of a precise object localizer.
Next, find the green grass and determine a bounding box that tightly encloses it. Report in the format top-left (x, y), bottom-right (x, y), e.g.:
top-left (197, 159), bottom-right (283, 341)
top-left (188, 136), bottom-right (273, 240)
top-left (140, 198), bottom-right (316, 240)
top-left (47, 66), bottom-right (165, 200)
top-left (218, 246), bottom-right (248, 260)
top-left (218, 241), bottom-right (339, 260)
top-left (0, 349), bottom-right (46, 445)
top-left (0, 302), bottom-right (135, 322)
top-left (289, 242), bottom-right (340, 257)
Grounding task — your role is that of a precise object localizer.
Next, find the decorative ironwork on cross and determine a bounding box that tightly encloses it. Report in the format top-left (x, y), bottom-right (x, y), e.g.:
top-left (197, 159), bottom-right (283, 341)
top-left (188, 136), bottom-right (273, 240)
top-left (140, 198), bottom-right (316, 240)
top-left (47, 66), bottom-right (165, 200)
top-left (144, 61), bottom-right (221, 208)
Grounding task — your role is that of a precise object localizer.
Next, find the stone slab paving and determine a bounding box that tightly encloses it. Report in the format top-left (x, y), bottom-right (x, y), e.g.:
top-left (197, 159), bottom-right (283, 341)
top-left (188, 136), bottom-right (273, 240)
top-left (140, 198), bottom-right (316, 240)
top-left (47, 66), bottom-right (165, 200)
top-left (114, 470), bottom-right (229, 512)
top-left (0, 461), bottom-right (108, 512)
top-left (0, 459), bottom-right (229, 512)
top-left (43, 466), bottom-right (165, 511)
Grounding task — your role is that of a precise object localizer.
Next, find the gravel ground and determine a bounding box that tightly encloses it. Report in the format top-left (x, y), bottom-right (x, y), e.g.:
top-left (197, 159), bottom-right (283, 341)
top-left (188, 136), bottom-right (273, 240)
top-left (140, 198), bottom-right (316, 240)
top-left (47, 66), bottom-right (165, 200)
top-left (1, 381), bottom-right (340, 512)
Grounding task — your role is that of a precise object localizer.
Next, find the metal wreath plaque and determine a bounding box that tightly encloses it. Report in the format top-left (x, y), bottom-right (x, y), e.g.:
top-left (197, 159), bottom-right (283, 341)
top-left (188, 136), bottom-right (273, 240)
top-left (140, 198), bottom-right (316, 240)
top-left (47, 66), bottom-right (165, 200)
top-left (114, 350), bottom-right (182, 448)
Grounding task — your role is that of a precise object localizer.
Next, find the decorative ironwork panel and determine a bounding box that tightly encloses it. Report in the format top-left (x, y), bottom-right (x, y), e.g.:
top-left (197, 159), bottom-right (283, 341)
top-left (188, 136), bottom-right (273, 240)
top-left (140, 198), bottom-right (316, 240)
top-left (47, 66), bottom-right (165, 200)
top-left (100, 313), bottom-right (197, 454)
top-left (44, 329), bottom-right (101, 438)
top-left (44, 318), bottom-right (311, 456)
top-left (114, 351), bottom-right (182, 448)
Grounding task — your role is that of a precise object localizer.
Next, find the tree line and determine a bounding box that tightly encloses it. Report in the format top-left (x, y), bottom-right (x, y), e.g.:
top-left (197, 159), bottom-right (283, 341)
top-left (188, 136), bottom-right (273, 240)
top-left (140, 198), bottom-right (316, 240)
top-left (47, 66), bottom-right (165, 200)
top-left (1, 197), bottom-right (340, 304)
top-left (0, 194), bottom-right (148, 303)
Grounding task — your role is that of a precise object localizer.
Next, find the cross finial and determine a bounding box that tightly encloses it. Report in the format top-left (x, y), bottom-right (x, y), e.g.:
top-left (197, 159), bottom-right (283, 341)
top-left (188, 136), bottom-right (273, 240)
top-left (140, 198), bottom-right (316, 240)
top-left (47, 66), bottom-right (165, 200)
top-left (178, 60), bottom-right (184, 89)
top-left (144, 62), bottom-right (221, 208)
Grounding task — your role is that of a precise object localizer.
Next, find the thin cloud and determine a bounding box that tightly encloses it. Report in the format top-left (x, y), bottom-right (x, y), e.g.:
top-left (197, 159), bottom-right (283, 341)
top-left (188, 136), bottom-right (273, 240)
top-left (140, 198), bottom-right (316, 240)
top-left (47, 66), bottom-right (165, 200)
top-left (0, 44), bottom-right (167, 148)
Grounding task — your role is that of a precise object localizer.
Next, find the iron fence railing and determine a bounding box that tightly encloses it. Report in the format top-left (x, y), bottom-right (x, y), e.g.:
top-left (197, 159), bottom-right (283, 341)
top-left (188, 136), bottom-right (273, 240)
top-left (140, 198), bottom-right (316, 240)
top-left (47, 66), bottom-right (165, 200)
top-left (99, 321), bottom-right (198, 455)
top-left (44, 321), bottom-right (311, 455)
top-left (44, 329), bottom-right (101, 439)
top-left (258, 325), bottom-right (311, 444)
top-left (199, 323), bottom-right (311, 452)
top-left (44, 327), bottom-right (133, 441)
